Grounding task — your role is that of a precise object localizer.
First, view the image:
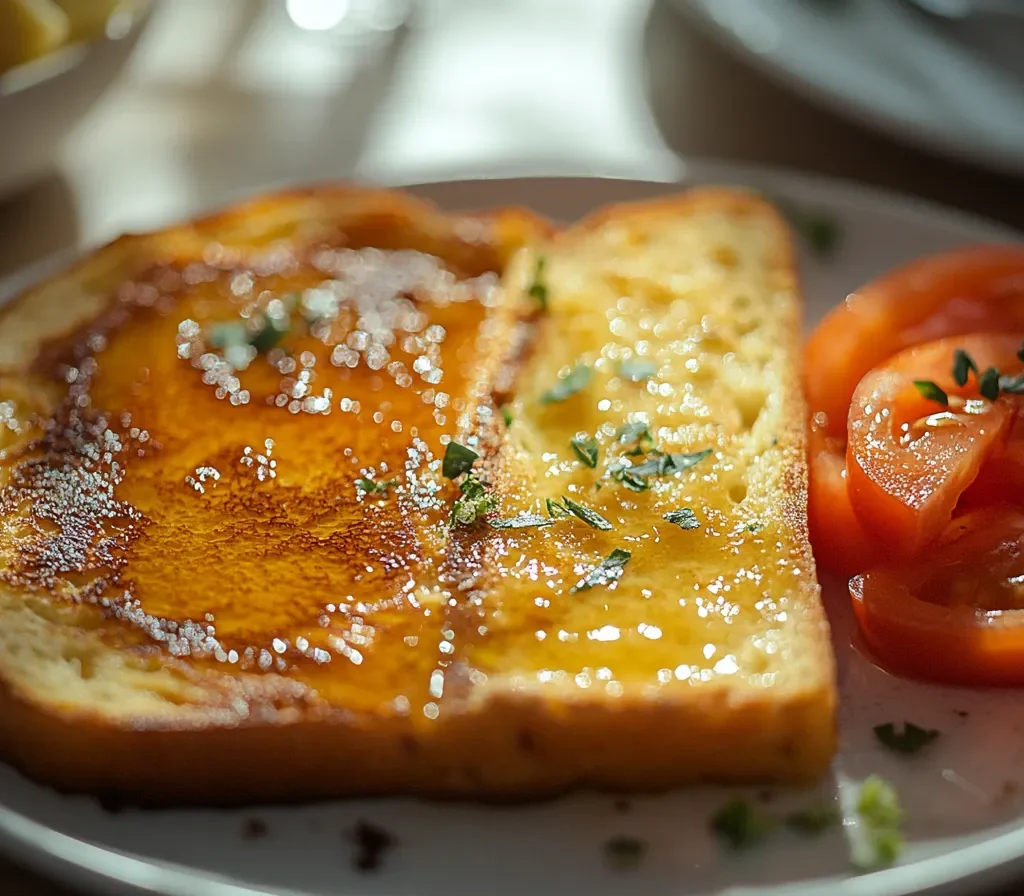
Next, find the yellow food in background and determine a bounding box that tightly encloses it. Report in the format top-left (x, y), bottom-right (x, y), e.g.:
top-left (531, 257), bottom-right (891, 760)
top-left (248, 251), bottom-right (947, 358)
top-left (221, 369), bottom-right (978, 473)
top-left (0, 0), bottom-right (126, 77)
top-left (55, 0), bottom-right (125, 40)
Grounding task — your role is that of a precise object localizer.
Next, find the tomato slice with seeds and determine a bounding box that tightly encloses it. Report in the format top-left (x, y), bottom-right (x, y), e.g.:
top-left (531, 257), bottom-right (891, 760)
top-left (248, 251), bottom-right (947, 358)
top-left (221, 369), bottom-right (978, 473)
top-left (846, 333), bottom-right (1022, 557)
top-left (807, 423), bottom-right (883, 578)
top-left (851, 507), bottom-right (1024, 686)
top-left (805, 246), bottom-right (1024, 437)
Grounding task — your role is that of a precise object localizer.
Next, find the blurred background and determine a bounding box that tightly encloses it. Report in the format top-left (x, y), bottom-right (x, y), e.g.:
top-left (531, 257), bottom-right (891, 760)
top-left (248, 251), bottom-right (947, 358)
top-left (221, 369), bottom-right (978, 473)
top-left (0, 0), bottom-right (1022, 287)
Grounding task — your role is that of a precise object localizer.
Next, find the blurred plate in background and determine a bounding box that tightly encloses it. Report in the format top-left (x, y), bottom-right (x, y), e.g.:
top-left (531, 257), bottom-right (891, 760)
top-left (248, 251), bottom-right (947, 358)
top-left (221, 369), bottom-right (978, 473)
top-left (672, 0), bottom-right (1024, 176)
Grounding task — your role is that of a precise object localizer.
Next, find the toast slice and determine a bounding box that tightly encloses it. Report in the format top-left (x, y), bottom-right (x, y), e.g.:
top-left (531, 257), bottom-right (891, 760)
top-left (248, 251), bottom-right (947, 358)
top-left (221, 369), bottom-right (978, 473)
top-left (0, 185), bottom-right (835, 805)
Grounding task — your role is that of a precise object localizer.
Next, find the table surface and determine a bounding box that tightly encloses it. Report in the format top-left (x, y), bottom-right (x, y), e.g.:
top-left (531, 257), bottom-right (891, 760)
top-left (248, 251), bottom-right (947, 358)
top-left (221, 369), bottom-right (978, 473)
top-left (0, 1), bottom-right (1021, 893)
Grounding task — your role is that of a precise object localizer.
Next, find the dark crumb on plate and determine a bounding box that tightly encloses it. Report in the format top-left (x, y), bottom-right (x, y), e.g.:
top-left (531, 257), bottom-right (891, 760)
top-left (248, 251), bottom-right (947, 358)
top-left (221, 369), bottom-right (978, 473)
top-left (756, 790), bottom-right (775, 804)
top-left (351, 820), bottom-right (395, 872)
top-left (242, 818), bottom-right (268, 841)
top-left (604, 835), bottom-right (648, 870)
top-left (954, 710), bottom-right (970, 718)
top-left (97, 795), bottom-right (127, 815)
top-left (613, 798), bottom-right (632, 814)
top-left (996, 781), bottom-right (1020, 806)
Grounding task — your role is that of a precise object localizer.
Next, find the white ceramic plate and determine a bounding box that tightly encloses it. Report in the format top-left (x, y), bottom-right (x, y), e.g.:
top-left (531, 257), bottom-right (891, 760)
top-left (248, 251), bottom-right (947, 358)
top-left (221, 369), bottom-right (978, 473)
top-left (0, 170), bottom-right (1022, 896)
top-left (672, 0), bottom-right (1024, 176)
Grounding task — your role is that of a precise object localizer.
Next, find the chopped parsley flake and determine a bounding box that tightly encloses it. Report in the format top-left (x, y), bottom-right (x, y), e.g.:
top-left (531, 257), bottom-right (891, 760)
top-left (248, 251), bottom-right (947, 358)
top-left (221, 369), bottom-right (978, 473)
top-left (442, 442), bottom-right (479, 480)
top-left (851, 776), bottom-right (904, 870)
top-left (527, 256), bottom-right (548, 310)
top-left (449, 475), bottom-right (495, 528)
top-left (663, 508), bottom-right (699, 530)
top-left (913, 380), bottom-right (948, 406)
top-left (545, 497), bottom-right (568, 518)
top-left (873, 722), bottom-right (940, 755)
top-left (603, 836), bottom-right (647, 870)
top-left (628, 448), bottom-right (712, 477)
top-left (488, 513), bottom-right (553, 530)
top-left (540, 364), bottom-right (592, 404)
top-left (561, 496), bottom-right (613, 531)
top-left (710, 799), bottom-right (774, 850)
top-left (571, 548), bottom-right (631, 593)
top-left (616, 422), bottom-right (652, 446)
top-left (356, 478), bottom-right (399, 495)
top-left (618, 357), bottom-right (657, 381)
top-left (501, 405), bottom-right (513, 427)
top-left (570, 434), bottom-right (599, 468)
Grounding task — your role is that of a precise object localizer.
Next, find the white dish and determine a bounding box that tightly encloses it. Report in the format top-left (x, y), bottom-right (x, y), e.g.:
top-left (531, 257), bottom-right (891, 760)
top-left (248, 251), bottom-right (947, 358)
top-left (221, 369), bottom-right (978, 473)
top-left (0, 169), bottom-right (1022, 896)
top-left (0, 1), bottom-right (154, 201)
top-left (672, 0), bottom-right (1024, 176)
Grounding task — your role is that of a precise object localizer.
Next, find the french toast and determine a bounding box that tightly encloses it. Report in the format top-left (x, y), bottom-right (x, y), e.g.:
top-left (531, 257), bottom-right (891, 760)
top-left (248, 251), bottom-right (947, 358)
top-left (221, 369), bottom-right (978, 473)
top-left (0, 185), bottom-right (835, 804)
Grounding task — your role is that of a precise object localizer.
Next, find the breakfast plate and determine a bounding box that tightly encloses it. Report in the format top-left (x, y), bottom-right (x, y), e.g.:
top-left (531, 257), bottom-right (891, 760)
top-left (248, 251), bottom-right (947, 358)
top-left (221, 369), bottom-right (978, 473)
top-left (671, 0), bottom-right (1024, 176)
top-left (0, 169), bottom-right (1022, 896)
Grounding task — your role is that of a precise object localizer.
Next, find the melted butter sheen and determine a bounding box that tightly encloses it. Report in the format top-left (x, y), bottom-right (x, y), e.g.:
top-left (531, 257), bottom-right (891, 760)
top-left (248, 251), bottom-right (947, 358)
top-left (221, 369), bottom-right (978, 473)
top-left (0, 208), bottom-right (813, 720)
top-left (455, 212), bottom-right (810, 697)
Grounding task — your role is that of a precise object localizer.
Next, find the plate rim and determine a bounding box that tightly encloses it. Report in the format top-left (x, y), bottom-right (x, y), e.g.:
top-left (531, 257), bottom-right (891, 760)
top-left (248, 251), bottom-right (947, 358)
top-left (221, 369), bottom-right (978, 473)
top-left (0, 167), bottom-right (1021, 896)
top-left (671, 0), bottom-right (1024, 178)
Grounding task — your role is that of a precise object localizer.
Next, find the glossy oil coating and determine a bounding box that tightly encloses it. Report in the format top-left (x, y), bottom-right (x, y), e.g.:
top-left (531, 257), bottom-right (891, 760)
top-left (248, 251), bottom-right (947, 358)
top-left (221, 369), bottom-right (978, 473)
top-left (0, 188), bottom-right (834, 802)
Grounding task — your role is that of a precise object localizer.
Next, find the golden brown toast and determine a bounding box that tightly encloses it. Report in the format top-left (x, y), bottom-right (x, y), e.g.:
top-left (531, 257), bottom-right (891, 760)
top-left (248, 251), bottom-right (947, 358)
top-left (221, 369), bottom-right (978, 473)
top-left (0, 185), bottom-right (835, 804)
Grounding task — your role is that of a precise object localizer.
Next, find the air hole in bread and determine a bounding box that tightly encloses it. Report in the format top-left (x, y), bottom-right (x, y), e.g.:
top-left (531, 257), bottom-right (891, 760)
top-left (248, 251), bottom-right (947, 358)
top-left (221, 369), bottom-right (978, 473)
top-left (736, 388), bottom-right (767, 432)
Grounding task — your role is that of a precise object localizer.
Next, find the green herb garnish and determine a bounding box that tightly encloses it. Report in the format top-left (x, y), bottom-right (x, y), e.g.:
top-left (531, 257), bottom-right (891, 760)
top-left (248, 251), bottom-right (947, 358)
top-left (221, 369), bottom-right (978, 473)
top-left (571, 548), bottom-right (631, 593)
top-left (570, 434), bottom-right (599, 468)
top-left (913, 380), bottom-right (948, 406)
top-left (777, 200), bottom-right (842, 258)
top-left (250, 316), bottom-right (289, 354)
top-left (851, 776), bottom-right (904, 870)
top-left (618, 357), bottom-right (657, 382)
top-left (979, 367), bottom-right (1000, 402)
top-left (545, 497), bottom-right (568, 518)
top-left (785, 804), bottom-right (839, 835)
top-left (628, 448), bottom-right (712, 478)
top-left (603, 836), bottom-right (647, 870)
top-left (527, 256), bottom-right (548, 311)
top-left (488, 513), bottom-right (553, 530)
top-left (710, 799), bottom-right (775, 850)
top-left (663, 508), bottom-right (699, 530)
top-left (209, 322), bottom-right (249, 348)
top-left (873, 722), bottom-right (940, 755)
top-left (952, 348), bottom-right (978, 387)
top-left (501, 405), bottom-right (513, 427)
top-left (561, 497), bottom-right (613, 531)
top-left (918, 342), bottom-right (1024, 407)
top-left (616, 422), bottom-right (652, 446)
top-left (442, 442), bottom-right (479, 480)
top-left (609, 464), bottom-right (650, 492)
top-left (356, 478), bottom-right (399, 495)
top-left (450, 475), bottom-right (495, 528)
top-left (540, 364), bottom-right (592, 404)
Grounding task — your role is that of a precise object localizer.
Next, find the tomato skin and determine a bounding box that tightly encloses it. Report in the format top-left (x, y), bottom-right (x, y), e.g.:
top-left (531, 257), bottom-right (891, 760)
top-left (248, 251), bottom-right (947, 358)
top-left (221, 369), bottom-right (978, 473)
top-left (805, 246), bottom-right (1024, 437)
top-left (850, 508), bottom-right (1024, 686)
top-left (845, 333), bottom-right (1021, 556)
top-left (807, 423), bottom-right (883, 578)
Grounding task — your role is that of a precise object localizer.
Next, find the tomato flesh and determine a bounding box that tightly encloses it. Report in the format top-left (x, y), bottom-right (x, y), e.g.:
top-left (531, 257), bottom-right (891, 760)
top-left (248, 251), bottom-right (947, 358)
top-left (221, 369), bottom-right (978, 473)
top-left (851, 508), bottom-right (1024, 686)
top-left (805, 246), bottom-right (1024, 437)
top-left (846, 333), bottom-right (1021, 556)
top-left (807, 423), bottom-right (882, 577)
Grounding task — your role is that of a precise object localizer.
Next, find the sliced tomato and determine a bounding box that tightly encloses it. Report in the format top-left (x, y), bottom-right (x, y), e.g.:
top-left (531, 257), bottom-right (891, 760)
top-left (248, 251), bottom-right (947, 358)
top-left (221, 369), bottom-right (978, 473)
top-left (846, 333), bottom-right (1022, 556)
top-left (851, 507), bottom-right (1024, 686)
top-left (805, 246), bottom-right (1024, 437)
top-left (807, 422), bottom-right (882, 578)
